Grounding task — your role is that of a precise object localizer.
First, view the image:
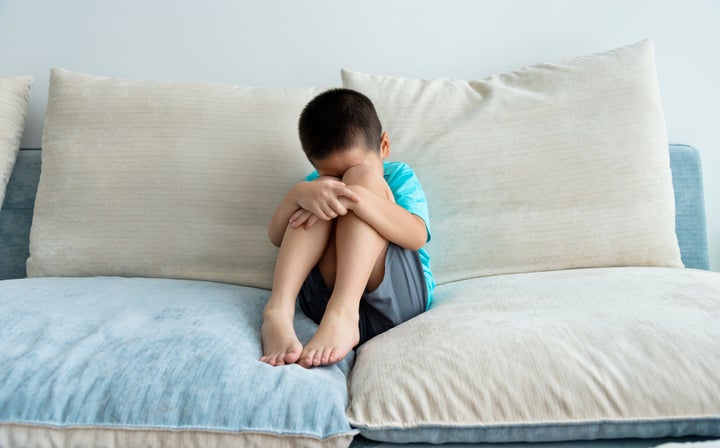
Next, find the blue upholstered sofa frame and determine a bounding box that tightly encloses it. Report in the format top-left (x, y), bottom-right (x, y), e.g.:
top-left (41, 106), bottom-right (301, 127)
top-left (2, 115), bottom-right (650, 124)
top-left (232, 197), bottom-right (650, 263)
top-left (0, 145), bottom-right (713, 448)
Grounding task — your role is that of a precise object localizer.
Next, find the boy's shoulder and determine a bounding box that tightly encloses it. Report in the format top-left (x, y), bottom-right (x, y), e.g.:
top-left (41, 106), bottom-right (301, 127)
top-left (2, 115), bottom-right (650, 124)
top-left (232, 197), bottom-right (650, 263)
top-left (383, 161), bottom-right (420, 184)
top-left (384, 160), bottom-right (407, 169)
top-left (383, 161), bottom-right (414, 178)
top-left (383, 160), bottom-right (411, 169)
top-left (383, 161), bottom-right (428, 202)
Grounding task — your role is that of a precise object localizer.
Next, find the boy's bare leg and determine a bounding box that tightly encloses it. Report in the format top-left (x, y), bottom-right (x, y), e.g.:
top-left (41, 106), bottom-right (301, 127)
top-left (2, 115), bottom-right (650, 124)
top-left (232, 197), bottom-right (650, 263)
top-left (261, 219), bottom-right (332, 366)
top-left (299, 167), bottom-right (391, 368)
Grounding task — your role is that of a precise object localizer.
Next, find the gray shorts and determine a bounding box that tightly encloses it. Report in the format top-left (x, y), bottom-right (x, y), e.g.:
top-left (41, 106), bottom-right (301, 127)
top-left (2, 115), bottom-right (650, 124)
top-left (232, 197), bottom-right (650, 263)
top-left (298, 243), bottom-right (428, 346)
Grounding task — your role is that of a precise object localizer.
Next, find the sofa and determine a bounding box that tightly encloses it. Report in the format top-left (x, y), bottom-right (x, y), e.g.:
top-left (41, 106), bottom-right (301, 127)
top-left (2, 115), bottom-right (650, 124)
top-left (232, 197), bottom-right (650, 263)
top-left (1, 40), bottom-right (719, 448)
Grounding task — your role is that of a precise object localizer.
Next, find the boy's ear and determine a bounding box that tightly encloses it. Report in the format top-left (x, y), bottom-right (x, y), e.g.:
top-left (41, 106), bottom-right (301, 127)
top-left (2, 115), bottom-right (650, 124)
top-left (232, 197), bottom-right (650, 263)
top-left (380, 132), bottom-right (391, 159)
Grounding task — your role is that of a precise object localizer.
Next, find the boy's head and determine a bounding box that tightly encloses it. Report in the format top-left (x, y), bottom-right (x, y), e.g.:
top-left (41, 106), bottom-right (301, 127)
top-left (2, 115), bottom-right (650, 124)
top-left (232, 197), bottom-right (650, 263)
top-left (299, 88), bottom-right (383, 162)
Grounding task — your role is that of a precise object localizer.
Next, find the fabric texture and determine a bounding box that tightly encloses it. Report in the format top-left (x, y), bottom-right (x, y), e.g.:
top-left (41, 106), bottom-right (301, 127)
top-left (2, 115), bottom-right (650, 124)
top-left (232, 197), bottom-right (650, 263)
top-left (342, 40), bottom-right (683, 285)
top-left (0, 276), bottom-right (357, 447)
top-left (0, 76), bottom-right (32, 209)
top-left (27, 69), bottom-right (321, 289)
top-left (670, 144), bottom-right (709, 269)
top-left (307, 161), bottom-right (434, 302)
top-left (0, 149), bottom-right (40, 280)
top-left (346, 267), bottom-right (720, 443)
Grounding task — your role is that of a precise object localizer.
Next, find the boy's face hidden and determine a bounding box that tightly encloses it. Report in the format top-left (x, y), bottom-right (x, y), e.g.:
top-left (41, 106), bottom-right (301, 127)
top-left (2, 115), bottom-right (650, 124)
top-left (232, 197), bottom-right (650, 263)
top-left (310, 132), bottom-right (391, 178)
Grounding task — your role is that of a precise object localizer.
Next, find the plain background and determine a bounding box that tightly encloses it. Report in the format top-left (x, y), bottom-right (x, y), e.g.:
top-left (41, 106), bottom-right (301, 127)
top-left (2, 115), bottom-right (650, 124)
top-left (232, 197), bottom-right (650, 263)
top-left (1, 0), bottom-right (718, 271)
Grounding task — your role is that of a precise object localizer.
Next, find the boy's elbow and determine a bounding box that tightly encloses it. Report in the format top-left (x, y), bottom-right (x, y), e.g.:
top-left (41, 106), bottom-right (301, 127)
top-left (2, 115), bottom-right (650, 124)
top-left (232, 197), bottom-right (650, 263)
top-left (406, 219), bottom-right (427, 251)
top-left (268, 229), bottom-right (282, 248)
top-left (407, 236), bottom-right (426, 252)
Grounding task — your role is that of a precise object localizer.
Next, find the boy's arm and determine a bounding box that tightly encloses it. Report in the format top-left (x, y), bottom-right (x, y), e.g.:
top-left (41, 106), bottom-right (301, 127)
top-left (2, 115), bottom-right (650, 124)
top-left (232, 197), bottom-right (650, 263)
top-left (268, 178), bottom-right (360, 247)
top-left (268, 186), bottom-right (303, 247)
top-left (346, 185), bottom-right (428, 251)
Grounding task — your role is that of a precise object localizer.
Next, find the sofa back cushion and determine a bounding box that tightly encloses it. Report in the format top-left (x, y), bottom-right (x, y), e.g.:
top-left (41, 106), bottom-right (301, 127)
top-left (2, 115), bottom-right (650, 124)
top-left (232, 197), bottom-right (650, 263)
top-left (343, 40), bottom-right (683, 285)
top-left (27, 69), bottom-right (319, 289)
top-left (0, 75), bottom-right (32, 208)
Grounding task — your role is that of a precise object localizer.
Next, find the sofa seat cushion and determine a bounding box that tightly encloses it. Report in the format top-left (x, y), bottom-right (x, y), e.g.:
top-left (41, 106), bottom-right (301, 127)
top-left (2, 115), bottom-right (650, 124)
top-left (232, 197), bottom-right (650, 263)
top-left (346, 267), bottom-right (720, 444)
top-left (0, 277), bottom-right (356, 448)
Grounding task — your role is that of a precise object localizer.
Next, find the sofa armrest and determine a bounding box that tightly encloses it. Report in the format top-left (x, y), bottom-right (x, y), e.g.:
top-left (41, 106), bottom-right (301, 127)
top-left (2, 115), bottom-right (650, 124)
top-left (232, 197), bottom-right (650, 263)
top-left (0, 148), bottom-right (40, 280)
top-left (670, 143), bottom-right (709, 270)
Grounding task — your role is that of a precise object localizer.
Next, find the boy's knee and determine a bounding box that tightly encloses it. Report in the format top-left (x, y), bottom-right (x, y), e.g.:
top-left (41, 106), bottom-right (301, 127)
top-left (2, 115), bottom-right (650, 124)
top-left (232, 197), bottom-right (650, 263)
top-left (342, 164), bottom-right (378, 185)
top-left (342, 165), bottom-right (393, 200)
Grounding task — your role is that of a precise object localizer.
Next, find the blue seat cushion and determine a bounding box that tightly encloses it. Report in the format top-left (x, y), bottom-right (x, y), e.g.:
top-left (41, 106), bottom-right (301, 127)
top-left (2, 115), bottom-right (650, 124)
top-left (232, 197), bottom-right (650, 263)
top-left (0, 277), bottom-right (357, 447)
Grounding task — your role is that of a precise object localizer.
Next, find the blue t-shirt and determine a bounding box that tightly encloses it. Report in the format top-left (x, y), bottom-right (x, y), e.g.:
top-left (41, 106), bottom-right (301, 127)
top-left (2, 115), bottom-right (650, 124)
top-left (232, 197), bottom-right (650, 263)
top-left (306, 161), bottom-right (435, 307)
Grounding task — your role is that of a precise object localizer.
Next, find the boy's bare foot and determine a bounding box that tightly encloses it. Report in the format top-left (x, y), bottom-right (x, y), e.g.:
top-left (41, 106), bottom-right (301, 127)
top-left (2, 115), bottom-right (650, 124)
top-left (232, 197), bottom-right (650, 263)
top-left (260, 311), bottom-right (303, 366)
top-left (299, 308), bottom-right (360, 368)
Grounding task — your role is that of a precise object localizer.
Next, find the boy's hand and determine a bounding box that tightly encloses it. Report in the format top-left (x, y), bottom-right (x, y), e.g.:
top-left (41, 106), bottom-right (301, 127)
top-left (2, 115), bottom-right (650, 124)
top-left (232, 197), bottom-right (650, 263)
top-left (290, 196), bottom-right (357, 229)
top-left (291, 177), bottom-right (360, 228)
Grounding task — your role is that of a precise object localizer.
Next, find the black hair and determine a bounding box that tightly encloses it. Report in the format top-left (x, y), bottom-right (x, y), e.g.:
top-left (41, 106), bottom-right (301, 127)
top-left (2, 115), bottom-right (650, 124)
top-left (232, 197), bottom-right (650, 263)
top-left (298, 88), bottom-right (382, 161)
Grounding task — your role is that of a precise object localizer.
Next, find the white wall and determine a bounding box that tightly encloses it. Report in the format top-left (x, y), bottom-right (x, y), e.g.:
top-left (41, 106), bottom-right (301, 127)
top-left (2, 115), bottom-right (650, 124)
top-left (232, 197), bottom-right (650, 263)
top-left (1, 0), bottom-right (719, 270)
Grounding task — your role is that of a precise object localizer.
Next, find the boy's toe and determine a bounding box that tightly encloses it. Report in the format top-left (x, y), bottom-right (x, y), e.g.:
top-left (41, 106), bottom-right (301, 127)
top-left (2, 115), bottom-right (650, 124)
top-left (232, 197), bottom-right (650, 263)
top-left (284, 349), bottom-right (301, 365)
top-left (298, 350), bottom-right (312, 368)
top-left (312, 350), bottom-right (322, 366)
top-left (321, 348), bottom-right (332, 364)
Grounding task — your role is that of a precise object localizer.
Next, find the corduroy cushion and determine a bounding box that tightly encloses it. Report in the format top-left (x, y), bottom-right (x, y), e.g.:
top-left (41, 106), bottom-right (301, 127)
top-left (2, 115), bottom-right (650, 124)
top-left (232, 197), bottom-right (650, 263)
top-left (27, 69), bottom-right (319, 288)
top-left (0, 76), bottom-right (32, 208)
top-left (346, 267), bottom-right (720, 443)
top-left (342, 40), bottom-right (683, 285)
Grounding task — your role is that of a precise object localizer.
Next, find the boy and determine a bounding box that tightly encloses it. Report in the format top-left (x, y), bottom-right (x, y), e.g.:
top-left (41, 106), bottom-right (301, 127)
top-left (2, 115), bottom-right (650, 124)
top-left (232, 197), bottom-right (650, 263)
top-left (260, 88), bottom-right (434, 368)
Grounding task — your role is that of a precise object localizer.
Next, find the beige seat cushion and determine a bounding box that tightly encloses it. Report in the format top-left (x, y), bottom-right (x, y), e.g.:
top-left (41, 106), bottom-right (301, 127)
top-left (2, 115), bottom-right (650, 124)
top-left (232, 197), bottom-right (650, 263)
top-left (347, 267), bottom-right (720, 443)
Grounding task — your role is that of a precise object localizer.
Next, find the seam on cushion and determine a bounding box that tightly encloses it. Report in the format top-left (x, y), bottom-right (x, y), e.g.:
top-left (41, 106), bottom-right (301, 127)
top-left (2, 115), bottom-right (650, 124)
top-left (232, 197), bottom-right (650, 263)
top-left (0, 421), bottom-right (360, 440)
top-left (348, 416), bottom-right (720, 431)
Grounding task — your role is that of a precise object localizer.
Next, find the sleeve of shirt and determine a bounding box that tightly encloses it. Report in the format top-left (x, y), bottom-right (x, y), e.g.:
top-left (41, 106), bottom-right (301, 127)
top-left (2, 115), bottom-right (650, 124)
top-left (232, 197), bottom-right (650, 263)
top-left (388, 163), bottom-right (432, 243)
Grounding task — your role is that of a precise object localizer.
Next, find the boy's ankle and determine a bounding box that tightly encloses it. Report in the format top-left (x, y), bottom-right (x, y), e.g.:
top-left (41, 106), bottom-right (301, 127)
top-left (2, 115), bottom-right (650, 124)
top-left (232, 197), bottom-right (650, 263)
top-left (262, 303), bottom-right (295, 321)
top-left (324, 301), bottom-right (360, 321)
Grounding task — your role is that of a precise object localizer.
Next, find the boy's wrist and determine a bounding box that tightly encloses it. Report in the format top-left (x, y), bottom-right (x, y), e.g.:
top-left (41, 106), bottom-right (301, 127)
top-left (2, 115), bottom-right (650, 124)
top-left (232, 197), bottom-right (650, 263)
top-left (290, 181), bottom-right (307, 206)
